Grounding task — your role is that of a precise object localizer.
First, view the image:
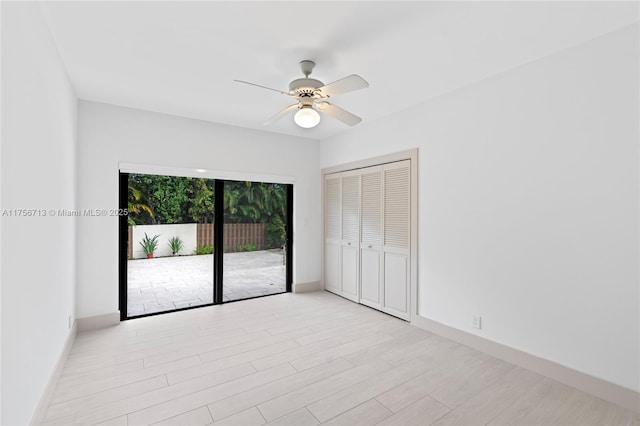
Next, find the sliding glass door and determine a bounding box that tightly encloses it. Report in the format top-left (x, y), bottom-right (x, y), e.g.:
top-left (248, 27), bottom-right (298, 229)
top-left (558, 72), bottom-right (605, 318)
top-left (119, 172), bottom-right (292, 320)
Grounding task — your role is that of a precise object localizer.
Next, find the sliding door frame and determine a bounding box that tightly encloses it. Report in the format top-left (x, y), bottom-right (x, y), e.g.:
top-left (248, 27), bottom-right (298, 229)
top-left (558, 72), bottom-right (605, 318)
top-left (286, 184), bottom-right (293, 293)
top-left (118, 172), bottom-right (129, 321)
top-left (213, 180), bottom-right (224, 304)
top-left (118, 172), bottom-right (293, 321)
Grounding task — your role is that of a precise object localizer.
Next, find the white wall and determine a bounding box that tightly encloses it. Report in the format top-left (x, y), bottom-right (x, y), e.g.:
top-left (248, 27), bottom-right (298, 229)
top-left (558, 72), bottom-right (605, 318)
top-left (1, 3), bottom-right (77, 424)
top-left (320, 24), bottom-right (639, 392)
top-left (131, 224), bottom-right (197, 259)
top-left (77, 101), bottom-right (320, 318)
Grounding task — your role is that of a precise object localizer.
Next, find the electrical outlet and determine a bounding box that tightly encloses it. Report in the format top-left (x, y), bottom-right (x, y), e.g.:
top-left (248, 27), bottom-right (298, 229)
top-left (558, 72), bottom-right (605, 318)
top-left (472, 315), bottom-right (482, 330)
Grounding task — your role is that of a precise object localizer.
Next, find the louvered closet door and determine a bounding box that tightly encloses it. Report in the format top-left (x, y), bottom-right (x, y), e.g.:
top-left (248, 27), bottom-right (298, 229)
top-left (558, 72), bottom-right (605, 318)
top-left (359, 166), bottom-right (383, 308)
top-left (340, 170), bottom-right (361, 301)
top-left (383, 160), bottom-right (411, 320)
top-left (324, 174), bottom-right (341, 294)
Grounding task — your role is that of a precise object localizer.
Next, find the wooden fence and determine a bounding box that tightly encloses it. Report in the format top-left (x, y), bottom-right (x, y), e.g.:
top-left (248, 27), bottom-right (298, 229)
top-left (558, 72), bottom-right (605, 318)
top-left (128, 226), bottom-right (133, 257)
top-left (128, 223), bottom-right (266, 255)
top-left (196, 223), bottom-right (266, 251)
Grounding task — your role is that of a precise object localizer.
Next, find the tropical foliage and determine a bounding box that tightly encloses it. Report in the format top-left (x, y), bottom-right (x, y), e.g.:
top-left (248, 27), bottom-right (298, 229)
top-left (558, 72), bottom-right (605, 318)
top-left (127, 184), bottom-right (153, 225)
top-left (265, 215), bottom-right (286, 248)
top-left (189, 178), bottom-right (214, 224)
top-left (128, 175), bottom-right (191, 225)
top-left (128, 174), bottom-right (287, 249)
top-left (224, 180), bottom-right (287, 248)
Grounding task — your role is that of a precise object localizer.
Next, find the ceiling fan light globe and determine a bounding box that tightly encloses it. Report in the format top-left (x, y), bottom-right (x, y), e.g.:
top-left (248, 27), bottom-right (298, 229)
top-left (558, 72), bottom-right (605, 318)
top-left (294, 107), bottom-right (320, 128)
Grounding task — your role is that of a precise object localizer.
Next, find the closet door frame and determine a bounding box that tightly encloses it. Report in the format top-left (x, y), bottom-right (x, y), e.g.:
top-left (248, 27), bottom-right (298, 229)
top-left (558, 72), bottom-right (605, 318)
top-left (321, 149), bottom-right (418, 323)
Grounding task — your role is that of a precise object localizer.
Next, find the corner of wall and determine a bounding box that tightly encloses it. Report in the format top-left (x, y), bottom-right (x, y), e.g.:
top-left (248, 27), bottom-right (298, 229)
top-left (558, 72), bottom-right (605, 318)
top-left (29, 322), bottom-right (77, 425)
top-left (293, 281), bottom-right (322, 293)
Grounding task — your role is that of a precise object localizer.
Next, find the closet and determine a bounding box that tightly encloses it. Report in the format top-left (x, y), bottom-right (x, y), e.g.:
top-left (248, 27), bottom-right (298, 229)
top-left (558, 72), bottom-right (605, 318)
top-left (323, 159), bottom-right (411, 320)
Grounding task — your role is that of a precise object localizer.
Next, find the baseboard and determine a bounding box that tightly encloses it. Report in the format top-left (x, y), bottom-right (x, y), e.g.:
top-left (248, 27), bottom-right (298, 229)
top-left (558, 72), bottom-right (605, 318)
top-left (293, 281), bottom-right (322, 293)
top-left (411, 315), bottom-right (640, 413)
top-left (30, 322), bottom-right (77, 425)
top-left (76, 311), bottom-right (120, 331)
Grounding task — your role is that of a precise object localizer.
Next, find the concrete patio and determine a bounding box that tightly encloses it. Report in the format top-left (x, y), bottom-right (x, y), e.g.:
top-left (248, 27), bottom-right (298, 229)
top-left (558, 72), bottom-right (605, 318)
top-left (127, 249), bottom-right (286, 316)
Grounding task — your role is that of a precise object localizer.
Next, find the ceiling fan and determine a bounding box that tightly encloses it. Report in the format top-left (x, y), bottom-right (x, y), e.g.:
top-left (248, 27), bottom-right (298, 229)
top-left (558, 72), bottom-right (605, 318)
top-left (235, 60), bottom-right (369, 129)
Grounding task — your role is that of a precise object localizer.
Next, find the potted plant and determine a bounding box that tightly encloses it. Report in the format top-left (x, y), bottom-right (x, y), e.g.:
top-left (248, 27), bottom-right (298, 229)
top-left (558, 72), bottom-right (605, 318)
top-left (168, 236), bottom-right (184, 256)
top-left (139, 233), bottom-right (160, 258)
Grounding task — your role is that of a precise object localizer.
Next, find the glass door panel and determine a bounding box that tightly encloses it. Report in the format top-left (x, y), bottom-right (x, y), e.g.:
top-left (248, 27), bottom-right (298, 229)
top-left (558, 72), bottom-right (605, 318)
top-left (223, 181), bottom-right (288, 302)
top-left (125, 173), bottom-right (215, 317)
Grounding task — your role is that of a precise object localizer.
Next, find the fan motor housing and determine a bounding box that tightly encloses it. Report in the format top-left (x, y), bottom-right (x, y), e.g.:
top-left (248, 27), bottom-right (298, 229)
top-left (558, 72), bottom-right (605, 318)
top-left (289, 78), bottom-right (324, 97)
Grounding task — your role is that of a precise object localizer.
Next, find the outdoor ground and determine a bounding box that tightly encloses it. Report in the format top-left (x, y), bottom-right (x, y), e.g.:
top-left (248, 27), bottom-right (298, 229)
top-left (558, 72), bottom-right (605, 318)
top-left (127, 249), bottom-right (286, 316)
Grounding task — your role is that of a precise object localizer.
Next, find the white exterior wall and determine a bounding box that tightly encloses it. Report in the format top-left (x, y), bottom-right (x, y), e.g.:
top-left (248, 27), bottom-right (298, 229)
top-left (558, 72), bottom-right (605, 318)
top-left (131, 224), bottom-right (197, 259)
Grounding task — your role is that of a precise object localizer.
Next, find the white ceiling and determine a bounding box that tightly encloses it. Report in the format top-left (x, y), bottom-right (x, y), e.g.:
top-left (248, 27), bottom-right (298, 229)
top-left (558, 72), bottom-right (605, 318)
top-left (40, 1), bottom-right (638, 140)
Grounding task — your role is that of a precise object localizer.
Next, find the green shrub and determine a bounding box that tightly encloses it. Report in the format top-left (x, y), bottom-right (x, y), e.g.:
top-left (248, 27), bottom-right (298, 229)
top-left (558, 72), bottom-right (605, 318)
top-left (265, 215), bottom-right (286, 249)
top-left (194, 244), bottom-right (213, 255)
top-left (168, 236), bottom-right (184, 255)
top-left (237, 243), bottom-right (258, 252)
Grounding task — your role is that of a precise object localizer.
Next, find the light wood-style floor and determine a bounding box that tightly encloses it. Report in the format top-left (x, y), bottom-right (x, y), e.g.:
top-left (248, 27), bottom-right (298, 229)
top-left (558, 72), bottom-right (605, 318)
top-left (43, 291), bottom-right (638, 426)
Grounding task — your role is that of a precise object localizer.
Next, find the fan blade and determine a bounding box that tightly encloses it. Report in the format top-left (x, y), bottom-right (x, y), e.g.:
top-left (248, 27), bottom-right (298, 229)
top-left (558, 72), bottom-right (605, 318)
top-left (234, 80), bottom-right (292, 96)
top-left (316, 74), bottom-right (369, 98)
top-left (263, 104), bottom-right (299, 126)
top-left (315, 101), bottom-right (362, 126)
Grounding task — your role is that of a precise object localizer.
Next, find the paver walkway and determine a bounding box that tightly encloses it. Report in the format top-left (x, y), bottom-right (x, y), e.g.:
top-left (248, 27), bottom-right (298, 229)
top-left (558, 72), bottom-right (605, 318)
top-left (127, 249), bottom-right (285, 316)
